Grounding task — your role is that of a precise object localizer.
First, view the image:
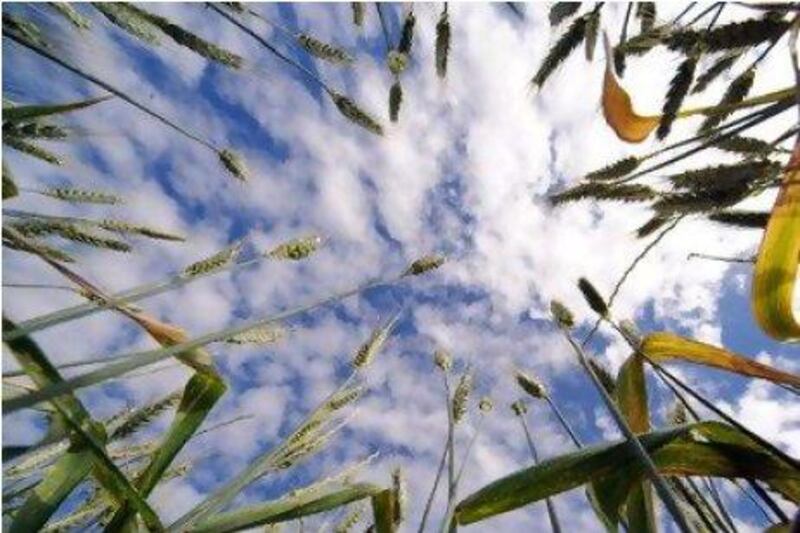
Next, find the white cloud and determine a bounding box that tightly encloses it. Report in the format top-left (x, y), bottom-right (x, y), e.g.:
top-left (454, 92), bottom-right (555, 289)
top-left (3, 2), bottom-right (798, 530)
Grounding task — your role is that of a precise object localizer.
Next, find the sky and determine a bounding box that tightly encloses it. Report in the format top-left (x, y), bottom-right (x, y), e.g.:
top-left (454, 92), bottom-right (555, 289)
top-left (2, 2), bottom-right (799, 532)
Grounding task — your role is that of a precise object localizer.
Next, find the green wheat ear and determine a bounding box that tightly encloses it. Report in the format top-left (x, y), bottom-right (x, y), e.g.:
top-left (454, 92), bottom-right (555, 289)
top-left (218, 149), bottom-right (248, 181)
top-left (435, 7), bottom-right (450, 79)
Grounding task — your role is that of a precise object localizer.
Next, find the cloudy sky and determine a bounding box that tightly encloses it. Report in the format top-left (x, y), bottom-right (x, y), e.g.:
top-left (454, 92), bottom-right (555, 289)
top-left (3, 2), bottom-right (799, 531)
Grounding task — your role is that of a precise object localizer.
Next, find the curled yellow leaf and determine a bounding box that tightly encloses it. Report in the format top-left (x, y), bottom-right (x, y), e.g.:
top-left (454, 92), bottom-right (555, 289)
top-left (601, 34), bottom-right (660, 144)
top-left (641, 332), bottom-right (800, 386)
top-left (753, 139), bottom-right (800, 342)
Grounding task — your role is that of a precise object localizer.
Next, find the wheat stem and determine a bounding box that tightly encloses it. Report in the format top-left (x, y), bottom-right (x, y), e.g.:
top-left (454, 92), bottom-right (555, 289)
top-left (417, 436), bottom-right (448, 533)
top-left (440, 414), bottom-right (488, 533)
top-left (208, 4), bottom-right (331, 93)
top-left (4, 32), bottom-right (217, 152)
top-left (603, 318), bottom-right (800, 470)
top-left (557, 325), bottom-right (692, 533)
top-left (543, 395), bottom-right (583, 448)
top-left (517, 414), bottom-right (562, 533)
top-left (581, 217), bottom-right (683, 347)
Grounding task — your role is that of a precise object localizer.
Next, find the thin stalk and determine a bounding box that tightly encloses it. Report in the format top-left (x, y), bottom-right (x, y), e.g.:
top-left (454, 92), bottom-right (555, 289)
top-left (619, 98), bottom-right (794, 185)
top-left (657, 369), bottom-right (786, 526)
top-left (702, 478), bottom-right (737, 532)
top-left (734, 480), bottom-right (776, 525)
top-left (375, 2), bottom-right (392, 52)
top-left (749, 481), bottom-right (790, 523)
top-left (705, 3), bottom-right (725, 30)
top-left (671, 3), bottom-right (697, 25)
top-left (618, 3), bottom-right (633, 48)
top-left (444, 373), bottom-right (456, 524)
top-left (625, 95), bottom-right (796, 170)
top-left (518, 415), bottom-right (562, 533)
top-left (417, 437), bottom-right (449, 533)
top-left (4, 251), bottom-right (273, 343)
top-left (582, 217), bottom-right (683, 347)
top-left (671, 477), bottom-right (728, 533)
top-left (2, 283), bottom-right (79, 293)
top-left (167, 373), bottom-right (358, 531)
top-left (3, 269), bottom-right (411, 414)
top-left (543, 395), bottom-right (583, 448)
top-left (687, 253), bottom-right (755, 264)
top-left (4, 32), bottom-right (217, 152)
top-left (686, 2), bottom-right (721, 27)
top-left (604, 319), bottom-right (800, 471)
top-left (557, 326), bottom-right (693, 533)
top-left (208, 4), bottom-right (334, 95)
top-left (440, 415), bottom-right (488, 533)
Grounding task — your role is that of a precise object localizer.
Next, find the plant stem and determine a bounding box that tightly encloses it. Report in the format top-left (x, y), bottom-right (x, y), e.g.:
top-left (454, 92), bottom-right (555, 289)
top-left (208, 3), bottom-right (333, 95)
top-left (686, 253), bottom-right (755, 264)
top-left (4, 250), bottom-right (273, 343)
top-left (604, 318), bottom-right (800, 471)
top-left (444, 373), bottom-right (456, 533)
top-left (4, 32), bottom-right (218, 152)
top-left (418, 436), bottom-right (449, 533)
top-left (582, 217), bottom-right (683, 347)
top-left (518, 414), bottom-right (562, 533)
top-left (3, 268), bottom-right (410, 414)
top-left (557, 326), bottom-right (693, 533)
top-left (543, 395), bottom-right (583, 448)
top-left (440, 415), bottom-right (487, 533)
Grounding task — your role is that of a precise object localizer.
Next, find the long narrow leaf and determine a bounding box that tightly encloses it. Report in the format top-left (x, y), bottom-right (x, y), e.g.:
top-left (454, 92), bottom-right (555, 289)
top-left (752, 139), bottom-right (800, 341)
top-left (454, 422), bottom-right (800, 525)
top-left (2, 318), bottom-right (161, 530)
top-left (3, 95), bottom-right (112, 122)
top-left (189, 483), bottom-right (382, 533)
top-left (614, 354), bottom-right (656, 532)
top-left (105, 371), bottom-right (225, 529)
top-left (641, 332), bottom-right (800, 386)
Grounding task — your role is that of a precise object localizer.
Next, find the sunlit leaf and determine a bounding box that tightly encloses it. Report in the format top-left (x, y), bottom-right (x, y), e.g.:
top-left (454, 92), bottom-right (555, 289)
top-left (641, 332), bottom-right (800, 386)
top-left (752, 140), bottom-right (800, 341)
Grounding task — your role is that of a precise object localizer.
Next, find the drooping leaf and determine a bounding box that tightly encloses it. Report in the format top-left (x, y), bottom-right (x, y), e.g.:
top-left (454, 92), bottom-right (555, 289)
top-left (601, 35), bottom-right (659, 143)
top-left (641, 332), bottom-right (800, 386)
top-left (455, 422), bottom-right (800, 526)
top-left (752, 140), bottom-right (800, 341)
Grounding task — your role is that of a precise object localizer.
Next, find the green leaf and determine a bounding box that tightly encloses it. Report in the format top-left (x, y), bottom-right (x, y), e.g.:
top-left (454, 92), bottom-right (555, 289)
top-left (591, 439), bottom-right (800, 521)
top-left (2, 318), bottom-right (162, 531)
top-left (454, 422), bottom-right (800, 526)
top-left (187, 483), bottom-right (383, 533)
top-left (9, 444), bottom-right (93, 533)
top-left (2, 95), bottom-right (112, 123)
top-left (105, 371), bottom-right (226, 530)
top-left (371, 488), bottom-right (397, 533)
top-left (614, 354), bottom-right (655, 532)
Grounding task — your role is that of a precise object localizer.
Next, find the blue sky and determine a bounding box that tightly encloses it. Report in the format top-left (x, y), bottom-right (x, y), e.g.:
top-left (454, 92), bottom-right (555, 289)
top-left (3, 2), bottom-right (799, 531)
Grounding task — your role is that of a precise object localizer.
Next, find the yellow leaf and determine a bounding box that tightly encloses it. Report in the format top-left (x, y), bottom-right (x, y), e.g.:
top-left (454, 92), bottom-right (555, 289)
top-left (641, 332), bottom-right (800, 387)
top-left (601, 35), bottom-right (660, 144)
top-left (752, 139), bottom-right (800, 341)
top-left (128, 311), bottom-right (213, 371)
top-left (599, 35), bottom-right (794, 144)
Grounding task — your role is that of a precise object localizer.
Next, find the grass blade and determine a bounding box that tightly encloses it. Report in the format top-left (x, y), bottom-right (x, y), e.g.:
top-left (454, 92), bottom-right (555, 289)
top-left (641, 332), bottom-right (800, 386)
top-left (105, 371), bottom-right (226, 530)
top-left (2, 95), bottom-right (112, 122)
top-left (752, 138), bottom-right (800, 341)
top-left (190, 483), bottom-right (382, 533)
